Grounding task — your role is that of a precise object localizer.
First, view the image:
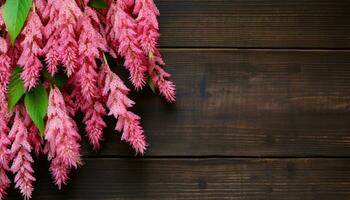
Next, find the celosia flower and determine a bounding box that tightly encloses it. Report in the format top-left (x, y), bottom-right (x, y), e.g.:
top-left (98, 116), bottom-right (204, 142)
top-left (43, 0), bottom-right (82, 76)
top-left (134, 0), bottom-right (160, 55)
top-left (23, 114), bottom-right (42, 157)
top-left (0, 95), bottom-right (10, 200)
top-left (0, 12), bottom-right (12, 95)
top-left (18, 11), bottom-right (44, 89)
top-left (73, 7), bottom-right (109, 149)
top-left (81, 100), bottom-right (106, 150)
top-left (148, 57), bottom-right (176, 102)
top-left (65, 75), bottom-right (107, 150)
top-left (0, 134), bottom-right (10, 200)
top-left (0, 161), bottom-right (10, 200)
top-left (109, 1), bottom-right (148, 89)
top-left (34, 0), bottom-right (47, 21)
top-left (99, 63), bottom-right (146, 154)
top-left (8, 107), bottom-right (35, 200)
top-left (105, 2), bottom-right (119, 58)
top-left (0, 0), bottom-right (175, 198)
top-left (0, 14), bottom-right (12, 198)
top-left (76, 7), bottom-right (107, 100)
top-left (63, 86), bottom-right (84, 116)
top-left (28, 124), bottom-right (42, 157)
top-left (133, 0), bottom-right (176, 102)
top-left (44, 87), bottom-right (82, 189)
top-left (0, 38), bottom-right (11, 95)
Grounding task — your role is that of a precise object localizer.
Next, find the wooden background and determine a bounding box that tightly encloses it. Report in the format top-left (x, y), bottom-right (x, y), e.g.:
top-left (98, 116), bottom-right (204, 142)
top-left (8, 0), bottom-right (350, 199)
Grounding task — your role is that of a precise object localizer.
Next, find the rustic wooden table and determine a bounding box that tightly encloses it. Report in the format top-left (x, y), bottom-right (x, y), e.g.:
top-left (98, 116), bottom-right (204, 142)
top-left (7, 0), bottom-right (350, 199)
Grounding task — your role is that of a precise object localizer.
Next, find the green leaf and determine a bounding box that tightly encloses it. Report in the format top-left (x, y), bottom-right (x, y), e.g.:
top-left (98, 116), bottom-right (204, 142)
top-left (8, 66), bottom-right (25, 111)
top-left (42, 69), bottom-right (67, 89)
top-left (2, 0), bottom-right (32, 44)
top-left (89, 0), bottom-right (108, 9)
top-left (147, 77), bottom-right (156, 94)
top-left (25, 83), bottom-right (48, 135)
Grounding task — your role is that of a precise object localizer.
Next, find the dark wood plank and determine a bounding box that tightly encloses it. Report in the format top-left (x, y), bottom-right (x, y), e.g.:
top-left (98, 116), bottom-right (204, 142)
top-left (157, 0), bottom-right (350, 48)
top-left (81, 49), bottom-right (350, 157)
top-left (6, 158), bottom-right (350, 199)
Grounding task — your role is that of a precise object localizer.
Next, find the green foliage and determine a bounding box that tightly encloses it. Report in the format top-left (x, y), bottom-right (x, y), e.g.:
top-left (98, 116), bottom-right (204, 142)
top-left (89, 0), bottom-right (108, 9)
top-left (7, 66), bottom-right (25, 111)
top-left (42, 68), bottom-right (67, 89)
top-left (147, 77), bottom-right (156, 94)
top-left (24, 83), bottom-right (48, 136)
top-left (2, 0), bottom-right (32, 44)
top-left (7, 66), bottom-right (65, 136)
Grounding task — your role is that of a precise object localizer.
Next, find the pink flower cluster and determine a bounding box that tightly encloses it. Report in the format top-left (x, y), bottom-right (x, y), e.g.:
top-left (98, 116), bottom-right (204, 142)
top-left (0, 0), bottom-right (175, 199)
top-left (99, 63), bottom-right (146, 153)
top-left (9, 107), bottom-right (35, 199)
top-left (44, 87), bottom-right (82, 189)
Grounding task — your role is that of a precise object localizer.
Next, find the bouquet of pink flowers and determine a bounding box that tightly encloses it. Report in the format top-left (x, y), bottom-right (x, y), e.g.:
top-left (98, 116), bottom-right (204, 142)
top-left (0, 0), bottom-right (175, 199)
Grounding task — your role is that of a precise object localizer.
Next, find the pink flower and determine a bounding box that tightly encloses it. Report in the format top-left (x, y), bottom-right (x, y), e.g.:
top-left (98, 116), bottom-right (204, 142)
top-left (44, 87), bottom-right (82, 189)
top-left (22, 110), bottom-right (42, 157)
top-left (134, 0), bottom-right (160, 55)
top-left (43, 0), bottom-right (82, 76)
top-left (99, 63), bottom-right (146, 154)
top-left (0, 95), bottom-right (11, 200)
top-left (81, 100), bottom-right (106, 150)
top-left (18, 11), bottom-right (44, 89)
top-left (148, 57), bottom-right (176, 102)
top-left (49, 159), bottom-right (69, 189)
top-left (0, 10), bottom-right (4, 27)
top-left (109, 1), bottom-right (148, 89)
top-left (45, 48), bottom-right (60, 75)
top-left (63, 86), bottom-right (84, 116)
top-left (0, 1), bottom-right (175, 197)
top-left (133, 0), bottom-right (176, 102)
top-left (105, 2), bottom-right (119, 58)
top-left (0, 38), bottom-right (12, 94)
top-left (0, 168), bottom-right (10, 200)
top-left (0, 37), bottom-right (8, 54)
top-left (76, 7), bottom-right (107, 100)
top-left (34, 0), bottom-right (47, 20)
top-left (8, 107), bottom-right (35, 200)
top-left (0, 137), bottom-right (10, 200)
top-left (76, 59), bottom-right (99, 100)
top-left (27, 124), bottom-right (42, 157)
top-left (68, 73), bottom-right (107, 151)
top-left (0, 17), bottom-right (12, 198)
top-left (0, 12), bottom-right (12, 94)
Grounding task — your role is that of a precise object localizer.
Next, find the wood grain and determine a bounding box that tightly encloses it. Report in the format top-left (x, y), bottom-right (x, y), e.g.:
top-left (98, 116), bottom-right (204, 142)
top-left (157, 0), bottom-right (350, 48)
top-left (6, 158), bottom-right (350, 200)
top-left (80, 49), bottom-right (350, 157)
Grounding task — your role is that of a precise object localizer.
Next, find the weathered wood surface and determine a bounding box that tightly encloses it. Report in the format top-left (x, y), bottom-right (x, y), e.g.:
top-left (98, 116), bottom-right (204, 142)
top-left (7, 158), bottom-right (350, 200)
top-left (157, 0), bottom-right (350, 48)
top-left (81, 49), bottom-right (350, 157)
